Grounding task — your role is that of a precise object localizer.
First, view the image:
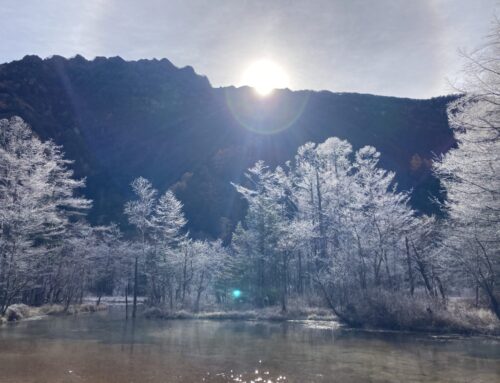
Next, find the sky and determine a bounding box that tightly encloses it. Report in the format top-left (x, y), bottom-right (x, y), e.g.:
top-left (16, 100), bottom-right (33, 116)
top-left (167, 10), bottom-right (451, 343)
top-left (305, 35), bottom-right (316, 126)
top-left (1, 0), bottom-right (498, 98)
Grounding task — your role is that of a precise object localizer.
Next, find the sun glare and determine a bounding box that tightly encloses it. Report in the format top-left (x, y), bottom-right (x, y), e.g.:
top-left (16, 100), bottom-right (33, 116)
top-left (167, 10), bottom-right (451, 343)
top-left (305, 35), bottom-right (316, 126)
top-left (241, 59), bottom-right (289, 96)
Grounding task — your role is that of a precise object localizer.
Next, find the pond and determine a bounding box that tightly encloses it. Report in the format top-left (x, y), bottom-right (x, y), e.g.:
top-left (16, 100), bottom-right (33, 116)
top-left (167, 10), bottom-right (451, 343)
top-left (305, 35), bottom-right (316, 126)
top-left (0, 306), bottom-right (498, 383)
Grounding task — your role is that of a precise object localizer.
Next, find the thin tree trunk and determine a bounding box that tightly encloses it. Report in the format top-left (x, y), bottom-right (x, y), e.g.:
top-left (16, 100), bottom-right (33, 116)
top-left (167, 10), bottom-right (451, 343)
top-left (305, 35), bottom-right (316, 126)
top-left (405, 237), bottom-right (415, 296)
top-left (132, 255), bottom-right (138, 319)
top-left (125, 282), bottom-right (129, 320)
top-left (297, 251), bottom-right (303, 295)
top-left (281, 253), bottom-right (288, 313)
top-left (194, 271), bottom-right (205, 313)
top-left (315, 170), bottom-right (326, 261)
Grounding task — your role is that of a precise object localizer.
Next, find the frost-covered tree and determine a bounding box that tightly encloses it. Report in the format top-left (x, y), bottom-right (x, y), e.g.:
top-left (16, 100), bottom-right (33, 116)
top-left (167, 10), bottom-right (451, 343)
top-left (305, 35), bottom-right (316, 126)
top-left (124, 178), bottom-right (193, 310)
top-left (293, 138), bottom-right (353, 264)
top-left (434, 23), bottom-right (500, 318)
top-left (124, 177), bottom-right (157, 317)
top-left (55, 222), bottom-right (96, 311)
top-left (304, 141), bottom-right (416, 312)
top-left (351, 146), bottom-right (414, 289)
top-left (232, 138), bottom-right (417, 313)
top-left (154, 190), bottom-right (187, 244)
top-left (0, 117), bottom-right (90, 313)
top-left (404, 215), bottom-right (445, 299)
top-left (232, 161), bottom-right (289, 307)
top-left (147, 190), bottom-right (187, 306)
top-left (190, 239), bottom-right (229, 312)
top-left (89, 224), bottom-right (124, 306)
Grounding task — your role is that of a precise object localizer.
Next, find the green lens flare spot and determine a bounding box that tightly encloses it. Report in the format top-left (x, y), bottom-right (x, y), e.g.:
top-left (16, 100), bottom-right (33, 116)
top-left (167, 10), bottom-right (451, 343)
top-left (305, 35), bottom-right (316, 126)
top-left (232, 289), bottom-right (242, 299)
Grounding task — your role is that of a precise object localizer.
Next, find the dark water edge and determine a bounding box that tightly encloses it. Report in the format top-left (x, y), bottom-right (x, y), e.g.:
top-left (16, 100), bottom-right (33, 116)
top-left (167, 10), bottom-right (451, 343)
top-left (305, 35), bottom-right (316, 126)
top-left (0, 306), bottom-right (499, 383)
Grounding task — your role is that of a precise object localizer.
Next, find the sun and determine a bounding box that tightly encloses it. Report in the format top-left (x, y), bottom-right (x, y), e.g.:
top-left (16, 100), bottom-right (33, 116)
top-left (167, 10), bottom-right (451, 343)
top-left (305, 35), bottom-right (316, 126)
top-left (241, 59), bottom-right (289, 96)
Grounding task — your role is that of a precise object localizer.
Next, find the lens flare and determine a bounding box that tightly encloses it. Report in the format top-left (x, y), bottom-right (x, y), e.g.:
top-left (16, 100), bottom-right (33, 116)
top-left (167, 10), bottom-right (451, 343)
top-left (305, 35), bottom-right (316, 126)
top-left (225, 87), bottom-right (310, 135)
top-left (232, 289), bottom-right (242, 299)
top-left (241, 59), bottom-right (289, 96)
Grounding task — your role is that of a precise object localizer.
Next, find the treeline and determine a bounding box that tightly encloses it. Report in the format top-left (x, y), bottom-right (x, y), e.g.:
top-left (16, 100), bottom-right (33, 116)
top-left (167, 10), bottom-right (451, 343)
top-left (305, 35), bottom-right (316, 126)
top-left (122, 177), bottom-right (230, 317)
top-left (1, 108), bottom-right (498, 323)
top-left (231, 140), bottom-right (434, 312)
top-left (0, 118), bottom-right (230, 316)
top-left (0, 117), bottom-right (92, 314)
top-left (224, 27), bottom-right (500, 322)
top-left (0, 27), bottom-right (499, 325)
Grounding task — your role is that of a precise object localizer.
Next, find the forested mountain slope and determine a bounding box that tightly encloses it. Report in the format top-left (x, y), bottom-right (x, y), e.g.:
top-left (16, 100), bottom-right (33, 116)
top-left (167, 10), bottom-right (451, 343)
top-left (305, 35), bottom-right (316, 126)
top-left (0, 55), bottom-right (455, 238)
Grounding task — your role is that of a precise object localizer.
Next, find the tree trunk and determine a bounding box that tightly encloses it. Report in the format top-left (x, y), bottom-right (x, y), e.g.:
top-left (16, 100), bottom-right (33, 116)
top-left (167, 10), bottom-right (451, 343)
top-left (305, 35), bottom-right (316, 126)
top-left (125, 283), bottom-right (129, 320)
top-left (257, 258), bottom-right (264, 307)
top-left (315, 170), bottom-right (327, 261)
top-left (483, 283), bottom-right (500, 320)
top-left (478, 273), bottom-right (500, 321)
top-left (411, 241), bottom-right (434, 296)
top-left (169, 278), bottom-right (174, 311)
top-left (132, 256), bottom-right (138, 319)
top-left (405, 237), bottom-right (415, 296)
top-left (297, 251), bottom-right (303, 295)
top-left (194, 271), bottom-right (205, 313)
top-left (489, 294), bottom-right (500, 321)
top-left (281, 252), bottom-right (289, 313)
top-left (315, 275), bottom-right (361, 327)
top-left (475, 284), bottom-right (479, 308)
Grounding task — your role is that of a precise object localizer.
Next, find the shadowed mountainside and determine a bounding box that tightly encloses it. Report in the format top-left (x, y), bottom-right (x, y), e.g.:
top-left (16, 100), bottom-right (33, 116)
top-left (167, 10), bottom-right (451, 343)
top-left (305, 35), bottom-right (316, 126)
top-left (0, 55), bottom-right (456, 239)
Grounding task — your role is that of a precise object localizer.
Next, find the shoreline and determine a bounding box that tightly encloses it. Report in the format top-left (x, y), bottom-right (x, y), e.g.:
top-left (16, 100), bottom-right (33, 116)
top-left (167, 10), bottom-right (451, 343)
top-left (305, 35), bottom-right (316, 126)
top-left (3, 302), bottom-right (499, 337)
top-left (0, 303), bottom-right (107, 324)
top-left (143, 306), bottom-right (337, 322)
top-left (142, 306), bottom-right (500, 336)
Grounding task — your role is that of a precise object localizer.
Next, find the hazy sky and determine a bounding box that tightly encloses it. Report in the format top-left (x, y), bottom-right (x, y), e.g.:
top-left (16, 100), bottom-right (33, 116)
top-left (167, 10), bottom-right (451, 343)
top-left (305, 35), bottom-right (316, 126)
top-left (1, 0), bottom-right (498, 98)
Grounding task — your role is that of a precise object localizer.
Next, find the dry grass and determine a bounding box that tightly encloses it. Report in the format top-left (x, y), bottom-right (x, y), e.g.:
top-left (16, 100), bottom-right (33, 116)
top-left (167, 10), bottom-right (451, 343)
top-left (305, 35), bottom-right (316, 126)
top-left (337, 290), bottom-right (500, 335)
top-left (4, 304), bottom-right (33, 321)
top-left (1, 303), bottom-right (107, 323)
top-left (143, 303), bottom-right (336, 322)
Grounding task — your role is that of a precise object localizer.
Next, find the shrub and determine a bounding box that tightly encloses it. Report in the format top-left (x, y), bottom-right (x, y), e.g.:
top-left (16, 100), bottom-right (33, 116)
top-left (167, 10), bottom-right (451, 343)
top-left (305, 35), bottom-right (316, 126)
top-left (336, 290), bottom-right (500, 334)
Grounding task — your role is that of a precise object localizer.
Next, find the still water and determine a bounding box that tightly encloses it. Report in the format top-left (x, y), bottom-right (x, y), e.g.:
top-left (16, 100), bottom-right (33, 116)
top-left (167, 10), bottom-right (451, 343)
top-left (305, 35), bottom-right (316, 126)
top-left (0, 306), bottom-right (498, 383)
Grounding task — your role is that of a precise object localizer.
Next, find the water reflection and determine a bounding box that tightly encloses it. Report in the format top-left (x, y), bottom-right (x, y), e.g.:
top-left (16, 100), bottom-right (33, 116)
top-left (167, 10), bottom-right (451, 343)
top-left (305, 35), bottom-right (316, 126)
top-left (0, 306), bottom-right (498, 383)
top-left (201, 362), bottom-right (288, 383)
